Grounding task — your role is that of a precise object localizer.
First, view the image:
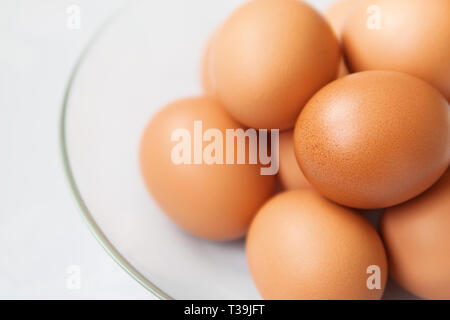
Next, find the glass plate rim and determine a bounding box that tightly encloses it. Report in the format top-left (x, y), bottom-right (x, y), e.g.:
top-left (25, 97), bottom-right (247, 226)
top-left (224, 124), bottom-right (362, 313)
top-left (58, 5), bottom-right (172, 300)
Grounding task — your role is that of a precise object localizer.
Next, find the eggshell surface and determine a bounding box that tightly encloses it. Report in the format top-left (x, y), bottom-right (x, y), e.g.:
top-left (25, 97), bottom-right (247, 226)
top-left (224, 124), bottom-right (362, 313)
top-left (343, 0), bottom-right (450, 100)
top-left (324, 0), bottom-right (359, 77)
top-left (201, 34), bottom-right (215, 95)
top-left (278, 130), bottom-right (311, 190)
top-left (294, 71), bottom-right (450, 209)
top-left (212, 0), bottom-right (340, 130)
top-left (325, 0), bottom-right (359, 36)
top-left (381, 170), bottom-right (450, 300)
top-left (140, 97), bottom-right (275, 241)
top-left (246, 190), bottom-right (388, 300)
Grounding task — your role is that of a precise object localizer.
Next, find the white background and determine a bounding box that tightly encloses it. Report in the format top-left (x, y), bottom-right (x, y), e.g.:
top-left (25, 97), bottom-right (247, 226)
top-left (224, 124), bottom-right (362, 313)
top-left (0, 0), bottom-right (332, 299)
top-left (0, 0), bottom-right (153, 299)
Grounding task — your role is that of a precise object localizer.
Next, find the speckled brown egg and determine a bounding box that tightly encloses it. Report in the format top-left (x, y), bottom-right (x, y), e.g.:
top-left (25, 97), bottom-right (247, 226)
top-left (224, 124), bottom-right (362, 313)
top-left (246, 189), bottom-right (388, 300)
top-left (343, 0), bottom-right (450, 100)
top-left (211, 0), bottom-right (340, 130)
top-left (381, 169), bottom-right (450, 300)
top-left (140, 97), bottom-right (275, 241)
top-left (294, 71), bottom-right (450, 209)
top-left (278, 130), bottom-right (311, 190)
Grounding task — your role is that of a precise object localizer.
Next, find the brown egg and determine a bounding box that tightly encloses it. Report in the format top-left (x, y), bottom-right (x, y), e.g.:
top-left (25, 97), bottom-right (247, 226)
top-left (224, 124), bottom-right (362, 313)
top-left (336, 56), bottom-right (349, 78)
top-left (343, 0), bottom-right (450, 100)
top-left (324, 0), bottom-right (360, 77)
top-left (294, 71), bottom-right (450, 209)
top-left (278, 130), bottom-right (311, 190)
top-left (201, 34), bottom-right (215, 95)
top-left (246, 189), bottom-right (388, 300)
top-left (140, 97), bottom-right (275, 241)
top-left (325, 0), bottom-right (358, 36)
top-left (212, 0), bottom-right (340, 130)
top-left (381, 169), bottom-right (450, 300)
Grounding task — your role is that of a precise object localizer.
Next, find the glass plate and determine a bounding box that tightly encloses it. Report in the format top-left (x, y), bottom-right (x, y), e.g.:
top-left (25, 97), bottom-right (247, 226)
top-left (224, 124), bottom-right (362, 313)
top-left (59, 0), bottom-right (417, 300)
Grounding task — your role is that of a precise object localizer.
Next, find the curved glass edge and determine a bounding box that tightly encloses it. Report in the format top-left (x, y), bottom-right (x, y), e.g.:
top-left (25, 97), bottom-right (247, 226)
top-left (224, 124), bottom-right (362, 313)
top-left (58, 4), bottom-right (173, 301)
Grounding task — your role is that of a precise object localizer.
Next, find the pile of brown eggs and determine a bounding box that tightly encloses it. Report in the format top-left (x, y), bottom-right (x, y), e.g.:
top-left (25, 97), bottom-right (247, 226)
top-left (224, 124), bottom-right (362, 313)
top-left (140, 0), bottom-right (450, 300)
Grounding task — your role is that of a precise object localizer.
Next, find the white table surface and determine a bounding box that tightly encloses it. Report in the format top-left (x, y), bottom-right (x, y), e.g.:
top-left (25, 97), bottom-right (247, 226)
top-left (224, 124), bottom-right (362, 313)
top-left (0, 0), bottom-right (154, 299)
top-left (0, 0), bottom-right (335, 299)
